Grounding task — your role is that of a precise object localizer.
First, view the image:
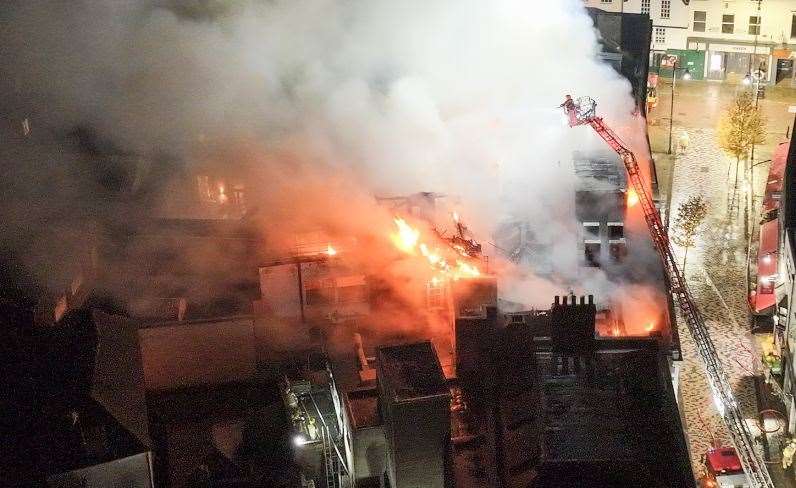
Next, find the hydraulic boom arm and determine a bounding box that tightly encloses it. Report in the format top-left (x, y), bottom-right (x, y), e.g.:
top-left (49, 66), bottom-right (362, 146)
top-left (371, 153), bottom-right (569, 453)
top-left (561, 96), bottom-right (773, 488)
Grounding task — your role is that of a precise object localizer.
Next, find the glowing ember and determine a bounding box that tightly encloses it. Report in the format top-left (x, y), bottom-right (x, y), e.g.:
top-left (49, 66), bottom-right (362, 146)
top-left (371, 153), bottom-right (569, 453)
top-left (645, 322), bottom-right (655, 332)
top-left (626, 188), bottom-right (639, 207)
top-left (326, 244), bottom-right (337, 256)
top-left (390, 216), bottom-right (481, 280)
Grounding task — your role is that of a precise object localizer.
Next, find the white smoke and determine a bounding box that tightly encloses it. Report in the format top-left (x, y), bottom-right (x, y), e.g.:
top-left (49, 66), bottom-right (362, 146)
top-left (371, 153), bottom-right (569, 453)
top-left (2, 0), bottom-right (656, 313)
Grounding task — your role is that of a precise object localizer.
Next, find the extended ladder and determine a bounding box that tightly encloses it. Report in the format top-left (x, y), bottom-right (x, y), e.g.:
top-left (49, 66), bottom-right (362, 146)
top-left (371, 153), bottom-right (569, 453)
top-left (563, 98), bottom-right (774, 488)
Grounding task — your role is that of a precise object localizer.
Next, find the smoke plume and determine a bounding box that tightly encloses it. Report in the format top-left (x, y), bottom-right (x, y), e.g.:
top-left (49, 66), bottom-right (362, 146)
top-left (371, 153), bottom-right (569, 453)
top-left (1, 0), bottom-right (665, 332)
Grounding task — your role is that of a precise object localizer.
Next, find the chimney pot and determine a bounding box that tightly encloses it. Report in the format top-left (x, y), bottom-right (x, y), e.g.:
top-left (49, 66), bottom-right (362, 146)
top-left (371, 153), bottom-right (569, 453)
top-left (580, 296), bottom-right (585, 305)
top-left (554, 296), bottom-right (560, 306)
top-left (563, 296), bottom-right (568, 305)
top-left (588, 294), bottom-right (594, 305)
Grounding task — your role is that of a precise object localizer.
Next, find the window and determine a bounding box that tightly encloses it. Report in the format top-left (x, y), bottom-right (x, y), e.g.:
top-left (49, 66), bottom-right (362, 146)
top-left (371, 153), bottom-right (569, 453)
top-left (585, 242), bottom-right (601, 267)
top-left (693, 11), bottom-right (706, 32)
top-left (607, 223), bottom-right (624, 241)
top-left (749, 15), bottom-right (761, 35)
top-left (722, 14), bottom-right (734, 34)
top-left (655, 27), bottom-right (666, 44)
top-left (600, 0), bottom-right (612, 3)
top-left (583, 222), bottom-right (600, 238)
top-left (641, 0), bottom-right (650, 15)
top-left (661, 0), bottom-right (671, 19)
top-left (427, 280), bottom-right (445, 308)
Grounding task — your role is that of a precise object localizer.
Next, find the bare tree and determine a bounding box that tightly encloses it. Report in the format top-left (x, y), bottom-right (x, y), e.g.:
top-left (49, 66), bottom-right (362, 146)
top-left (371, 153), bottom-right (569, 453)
top-left (718, 92), bottom-right (766, 187)
top-left (671, 196), bottom-right (709, 273)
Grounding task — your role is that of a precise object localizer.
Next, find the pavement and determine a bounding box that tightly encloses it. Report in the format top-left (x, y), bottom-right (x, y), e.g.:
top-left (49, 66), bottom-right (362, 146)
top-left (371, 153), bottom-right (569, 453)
top-left (647, 80), bottom-right (796, 486)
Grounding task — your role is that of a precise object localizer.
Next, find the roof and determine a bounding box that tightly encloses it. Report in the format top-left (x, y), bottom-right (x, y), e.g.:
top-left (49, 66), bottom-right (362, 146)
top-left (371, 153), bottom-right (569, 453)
top-left (763, 141), bottom-right (790, 214)
top-left (752, 218), bottom-right (778, 313)
top-left (706, 447), bottom-right (743, 474)
top-left (376, 341), bottom-right (449, 403)
top-left (573, 151), bottom-right (627, 192)
top-left (534, 342), bottom-right (695, 487)
top-left (782, 121), bottom-right (796, 231)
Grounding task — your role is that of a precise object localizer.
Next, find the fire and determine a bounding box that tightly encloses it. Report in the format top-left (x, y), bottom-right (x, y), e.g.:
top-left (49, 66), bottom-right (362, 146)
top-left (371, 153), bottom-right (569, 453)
top-left (326, 244), bottom-right (337, 256)
top-left (456, 260), bottom-right (480, 277)
top-left (391, 218), bottom-right (420, 253)
top-left (626, 188), bottom-right (639, 207)
top-left (452, 211), bottom-right (459, 223)
top-left (390, 217), bottom-right (481, 280)
top-left (645, 321), bottom-right (655, 333)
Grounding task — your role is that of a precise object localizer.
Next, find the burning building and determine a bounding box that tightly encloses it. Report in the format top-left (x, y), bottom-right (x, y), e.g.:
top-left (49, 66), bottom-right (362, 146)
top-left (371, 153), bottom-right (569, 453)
top-left (256, 194), bottom-right (497, 376)
top-left (573, 150), bottom-right (628, 268)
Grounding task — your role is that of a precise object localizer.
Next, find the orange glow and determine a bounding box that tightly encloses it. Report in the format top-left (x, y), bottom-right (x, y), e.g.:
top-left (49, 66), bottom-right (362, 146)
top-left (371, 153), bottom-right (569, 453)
top-left (452, 211), bottom-right (460, 223)
top-left (389, 217), bottom-right (481, 281)
top-left (626, 188), bottom-right (639, 207)
top-left (455, 260), bottom-right (480, 278)
top-left (326, 244), bottom-right (337, 256)
top-left (645, 322), bottom-right (655, 333)
top-left (390, 218), bottom-right (420, 253)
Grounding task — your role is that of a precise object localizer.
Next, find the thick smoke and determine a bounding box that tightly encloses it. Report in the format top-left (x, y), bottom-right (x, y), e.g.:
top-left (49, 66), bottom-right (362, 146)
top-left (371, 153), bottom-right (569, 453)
top-left (1, 0), bottom-right (664, 331)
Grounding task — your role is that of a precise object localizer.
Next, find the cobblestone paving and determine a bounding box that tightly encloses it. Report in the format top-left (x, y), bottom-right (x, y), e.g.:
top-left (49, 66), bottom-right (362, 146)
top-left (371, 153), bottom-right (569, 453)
top-left (667, 126), bottom-right (766, 476)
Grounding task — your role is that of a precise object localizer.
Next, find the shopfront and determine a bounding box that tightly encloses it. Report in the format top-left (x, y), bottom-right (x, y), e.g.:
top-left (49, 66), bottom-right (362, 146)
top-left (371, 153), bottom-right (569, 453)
top-left (688, 38), bottom-right (772, 83)
top-left (773, 48), bottom-right (796, 87)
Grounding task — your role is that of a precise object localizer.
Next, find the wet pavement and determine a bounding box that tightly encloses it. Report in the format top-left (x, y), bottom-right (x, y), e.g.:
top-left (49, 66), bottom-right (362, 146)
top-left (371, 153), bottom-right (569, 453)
top-left (650, 80), bottom-right (796, 486)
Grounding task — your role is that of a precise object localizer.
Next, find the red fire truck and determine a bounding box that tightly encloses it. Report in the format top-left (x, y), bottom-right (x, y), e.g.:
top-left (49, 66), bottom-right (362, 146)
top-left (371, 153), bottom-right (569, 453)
top-left (749, 140), bottom-right (792, 331)
top-left (701, 447), bottom-right (750, 488)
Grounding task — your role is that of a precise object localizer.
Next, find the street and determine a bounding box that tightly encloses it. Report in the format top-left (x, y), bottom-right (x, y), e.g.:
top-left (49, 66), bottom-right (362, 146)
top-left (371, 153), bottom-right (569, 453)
top-left (648, 80), bottom-right (796, 486)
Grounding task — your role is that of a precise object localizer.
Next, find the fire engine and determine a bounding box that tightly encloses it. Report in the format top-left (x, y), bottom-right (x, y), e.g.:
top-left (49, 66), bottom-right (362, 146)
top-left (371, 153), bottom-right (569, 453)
top-left (701, 447), bottom-right (750, 488)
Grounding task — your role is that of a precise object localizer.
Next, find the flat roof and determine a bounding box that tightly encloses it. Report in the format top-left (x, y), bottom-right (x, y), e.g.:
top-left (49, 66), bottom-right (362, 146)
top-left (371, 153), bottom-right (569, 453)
top-left (377, 341), bottom-right (448, 403)
top-left (573, 151), bottom-right (627, 192)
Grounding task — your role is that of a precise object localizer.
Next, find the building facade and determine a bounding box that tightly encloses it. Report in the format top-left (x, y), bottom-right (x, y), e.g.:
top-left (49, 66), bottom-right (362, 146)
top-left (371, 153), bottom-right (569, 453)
top-left (583, 0), bottom-right (691, 53)
top-left (586, 0), bottom-right (796, 85)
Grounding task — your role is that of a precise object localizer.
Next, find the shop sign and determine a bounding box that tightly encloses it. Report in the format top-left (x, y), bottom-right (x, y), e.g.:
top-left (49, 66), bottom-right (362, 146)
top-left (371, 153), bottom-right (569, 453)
top-left (712, 44), bottom-right (771, 54)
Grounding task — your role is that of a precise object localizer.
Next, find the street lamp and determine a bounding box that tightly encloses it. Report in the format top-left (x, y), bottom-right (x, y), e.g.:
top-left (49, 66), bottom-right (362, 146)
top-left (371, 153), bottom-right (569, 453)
top-left (667, 60), bottom-right (692, 155)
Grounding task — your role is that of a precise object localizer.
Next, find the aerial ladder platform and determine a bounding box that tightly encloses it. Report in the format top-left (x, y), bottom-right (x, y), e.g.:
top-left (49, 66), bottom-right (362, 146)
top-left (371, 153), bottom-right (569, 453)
top-left (561, 95), bottom-right (774, 488)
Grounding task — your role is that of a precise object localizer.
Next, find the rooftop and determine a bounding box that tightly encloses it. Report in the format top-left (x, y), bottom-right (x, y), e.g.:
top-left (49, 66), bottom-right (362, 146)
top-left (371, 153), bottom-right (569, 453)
top-left (377, 341), bottom-right (449, 403)
top-left (573, 151), bottom-right (627, 192)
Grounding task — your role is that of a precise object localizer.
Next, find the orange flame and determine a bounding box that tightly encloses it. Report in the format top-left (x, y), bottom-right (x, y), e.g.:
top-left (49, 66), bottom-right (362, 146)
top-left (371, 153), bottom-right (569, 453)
top-left (390, 217), bottom-right (480, 280)
top-left (626, 188), bottom-right (639, 207)
top-left (644, 321), bottom-right (655, 333)
top-left (326, 244), bottom-right (337, 256)
top-left (390, 218), bottom-right (420, 253)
